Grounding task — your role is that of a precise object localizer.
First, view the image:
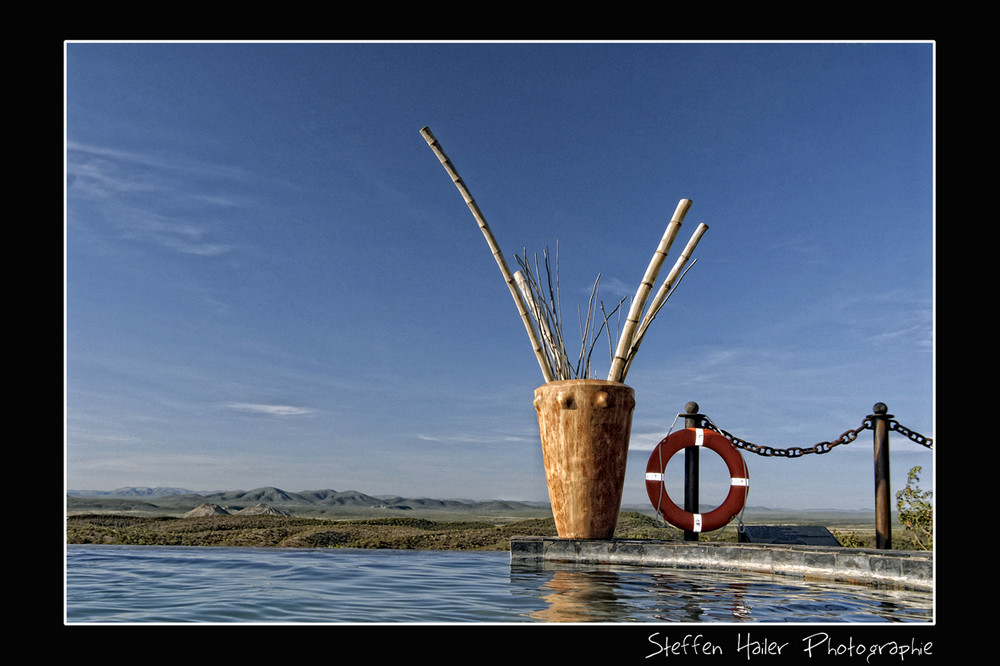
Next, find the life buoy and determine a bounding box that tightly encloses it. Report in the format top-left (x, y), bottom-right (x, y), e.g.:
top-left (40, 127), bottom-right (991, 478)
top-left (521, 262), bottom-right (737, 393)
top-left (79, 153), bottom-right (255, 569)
top-left (645, 427), bottom-right (749, 532)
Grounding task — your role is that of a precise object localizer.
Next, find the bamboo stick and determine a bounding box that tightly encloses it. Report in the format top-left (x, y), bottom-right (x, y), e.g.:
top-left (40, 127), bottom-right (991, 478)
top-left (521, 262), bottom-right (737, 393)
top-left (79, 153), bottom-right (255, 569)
top-left (622, 222), bottom-right (708, 378)
top-left (420, 126), bottom-right (555, 382)
top-left (607, 199), bottom-right (692, 383)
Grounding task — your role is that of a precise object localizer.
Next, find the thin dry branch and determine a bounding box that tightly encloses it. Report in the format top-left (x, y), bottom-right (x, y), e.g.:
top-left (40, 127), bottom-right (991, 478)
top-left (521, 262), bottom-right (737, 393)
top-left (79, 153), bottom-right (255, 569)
top-left (514, 266), bottom-right (570, 380)
top-left (589, 295), bottom-right (628, 379)
top-left (576, 274), bottom-right (602, 376)
top-left (420, 126), bottom-right (555, 382)
top-left (517, 249), bottom-right (624, 380)
top-left (539, 249), bottom-right (570, 374)
top-left (516, 249), bottom-right (573, 379)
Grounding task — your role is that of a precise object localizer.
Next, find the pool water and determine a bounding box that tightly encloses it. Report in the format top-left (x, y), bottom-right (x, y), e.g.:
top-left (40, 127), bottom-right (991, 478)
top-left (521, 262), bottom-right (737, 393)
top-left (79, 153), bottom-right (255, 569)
top-left (65, 545), bottom-right (932, 624)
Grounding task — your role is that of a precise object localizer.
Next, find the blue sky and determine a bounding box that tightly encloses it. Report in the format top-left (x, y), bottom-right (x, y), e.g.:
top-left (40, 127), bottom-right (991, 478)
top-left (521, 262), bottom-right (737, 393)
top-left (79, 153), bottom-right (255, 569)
top-left (65, 41), bottom-right (934, 510)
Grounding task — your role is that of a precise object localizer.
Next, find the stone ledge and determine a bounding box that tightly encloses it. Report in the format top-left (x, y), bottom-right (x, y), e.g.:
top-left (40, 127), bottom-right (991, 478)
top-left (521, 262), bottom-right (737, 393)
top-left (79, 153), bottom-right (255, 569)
top-left (509, 536), bottom-right (933, 591)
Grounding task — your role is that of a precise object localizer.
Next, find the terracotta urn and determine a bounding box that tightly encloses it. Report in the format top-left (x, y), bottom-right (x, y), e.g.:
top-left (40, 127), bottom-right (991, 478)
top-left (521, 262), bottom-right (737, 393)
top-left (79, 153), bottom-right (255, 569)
top-left (533, 379), bottom-right (635, 539)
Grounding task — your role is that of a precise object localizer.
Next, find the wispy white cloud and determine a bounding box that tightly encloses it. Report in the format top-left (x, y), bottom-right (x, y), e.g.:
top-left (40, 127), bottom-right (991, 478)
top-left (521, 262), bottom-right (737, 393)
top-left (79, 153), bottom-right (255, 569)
top-left (67, 141), bottom-right (250, 187)
top-left (65, 429), bottom-right (141, 446)
top-left (415, 432), bottom-right (534, 445)
top-left (628, 429), bottom-right (671, 452)
top-left (66, 450), bottom-right (307, 491)
top-left (109, 209), bottom-right (231, 256)
top-left (223, 402), bottom-right (316, 417)
top-left (588, 275), bottom-right (634, 301)
top-left (66, 141), bottom-right (241, 257)
top-left (766, 231), bottom-right (830, 267)
top-left (865, 301), bottom-right (933, 352)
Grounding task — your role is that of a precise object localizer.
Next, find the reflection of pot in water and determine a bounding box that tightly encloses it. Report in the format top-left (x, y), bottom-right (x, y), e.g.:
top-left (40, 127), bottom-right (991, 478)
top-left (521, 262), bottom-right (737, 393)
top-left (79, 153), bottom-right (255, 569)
top-left (529, 569), bottom-right (631, 623)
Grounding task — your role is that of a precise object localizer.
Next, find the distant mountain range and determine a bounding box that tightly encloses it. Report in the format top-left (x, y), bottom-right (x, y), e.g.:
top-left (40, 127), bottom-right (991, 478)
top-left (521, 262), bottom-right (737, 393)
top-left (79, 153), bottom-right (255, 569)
top-left (66, 486), bottom-right (554, 517)
top-left (66, 486), bottom-right (873, 522)
top-left (68, 487), bottom-right (207, 498)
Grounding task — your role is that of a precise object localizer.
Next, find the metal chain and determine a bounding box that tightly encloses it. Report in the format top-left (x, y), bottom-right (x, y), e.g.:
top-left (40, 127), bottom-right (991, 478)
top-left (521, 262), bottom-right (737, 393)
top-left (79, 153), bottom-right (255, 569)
top-left (698, 415), bottom-right (933, 458)
top-left (888, 419), bottom-right (934, 449)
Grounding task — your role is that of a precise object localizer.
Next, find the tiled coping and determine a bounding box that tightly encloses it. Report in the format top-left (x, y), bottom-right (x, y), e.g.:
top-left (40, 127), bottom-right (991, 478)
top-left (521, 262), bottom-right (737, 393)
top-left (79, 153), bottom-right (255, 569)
top-left (509, 537), bottom-right (933, 591)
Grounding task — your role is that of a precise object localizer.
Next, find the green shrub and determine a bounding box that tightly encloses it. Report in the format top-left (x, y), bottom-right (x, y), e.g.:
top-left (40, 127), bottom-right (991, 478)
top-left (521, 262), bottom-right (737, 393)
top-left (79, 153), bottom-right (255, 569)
top-left (833, 531), bottom-right (868, 548)
top-left (896, 466), bottom-right (932, 550)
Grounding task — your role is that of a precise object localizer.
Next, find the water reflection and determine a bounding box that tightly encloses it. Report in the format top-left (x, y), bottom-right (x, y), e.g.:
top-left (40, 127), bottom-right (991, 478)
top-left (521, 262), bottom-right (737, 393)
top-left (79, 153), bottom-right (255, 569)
top-left (647, 570), bottom-right (752, 622)
top-left (528, 570), bottom-right (631, 622)
top-left (509, 564), bottom-right (932, 623)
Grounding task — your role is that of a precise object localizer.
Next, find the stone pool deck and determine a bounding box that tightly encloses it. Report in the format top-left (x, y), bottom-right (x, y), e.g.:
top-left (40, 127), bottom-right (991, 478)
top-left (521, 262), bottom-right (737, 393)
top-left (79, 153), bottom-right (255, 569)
top-left (509, 537), bottom-right (933, 591)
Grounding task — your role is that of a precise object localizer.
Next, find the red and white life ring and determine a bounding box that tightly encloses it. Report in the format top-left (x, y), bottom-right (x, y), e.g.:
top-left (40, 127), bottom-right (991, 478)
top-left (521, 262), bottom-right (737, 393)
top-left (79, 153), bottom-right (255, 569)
top-left (645, 427), bottom-right (749, 533)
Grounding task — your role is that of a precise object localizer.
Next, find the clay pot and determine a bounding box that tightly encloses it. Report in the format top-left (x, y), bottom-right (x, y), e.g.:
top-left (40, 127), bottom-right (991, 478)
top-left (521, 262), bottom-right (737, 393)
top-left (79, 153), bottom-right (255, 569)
top-left (533, 379), bottom-right (635, 539)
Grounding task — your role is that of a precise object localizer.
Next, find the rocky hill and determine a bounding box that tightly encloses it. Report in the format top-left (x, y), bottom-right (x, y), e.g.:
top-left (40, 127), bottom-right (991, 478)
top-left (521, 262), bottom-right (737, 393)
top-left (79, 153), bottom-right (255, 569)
top-left (184, 503), bottom-right (231, 517)
top-left (183, 502), bottom-right (292, 518)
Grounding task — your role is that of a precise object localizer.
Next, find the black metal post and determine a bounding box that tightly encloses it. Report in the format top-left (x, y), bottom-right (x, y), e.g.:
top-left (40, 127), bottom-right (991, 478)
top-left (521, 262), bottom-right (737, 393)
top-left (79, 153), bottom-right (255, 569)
top-left (871, 402), bottom-right (893, 550)
top-left (683, 401), bottom-right (702, 542)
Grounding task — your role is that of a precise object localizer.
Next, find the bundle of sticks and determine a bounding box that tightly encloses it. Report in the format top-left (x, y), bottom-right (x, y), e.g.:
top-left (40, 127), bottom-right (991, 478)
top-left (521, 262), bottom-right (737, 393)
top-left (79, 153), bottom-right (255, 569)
top-left (421, 126), bottom-right (707, 385)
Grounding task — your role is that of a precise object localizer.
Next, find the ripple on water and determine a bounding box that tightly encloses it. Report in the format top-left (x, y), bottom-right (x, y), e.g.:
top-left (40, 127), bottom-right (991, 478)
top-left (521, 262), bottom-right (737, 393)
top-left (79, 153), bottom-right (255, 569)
top-left (65, 545), bottom-right (933, 623)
